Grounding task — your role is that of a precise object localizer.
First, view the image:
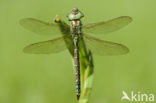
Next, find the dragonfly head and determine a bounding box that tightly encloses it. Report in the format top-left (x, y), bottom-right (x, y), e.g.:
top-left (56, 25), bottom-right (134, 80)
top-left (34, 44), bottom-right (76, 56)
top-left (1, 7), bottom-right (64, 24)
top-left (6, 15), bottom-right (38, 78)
top-left (72, 8), bottom-right (79, 15)
top-left (67, 8), bottom-right (84, 21)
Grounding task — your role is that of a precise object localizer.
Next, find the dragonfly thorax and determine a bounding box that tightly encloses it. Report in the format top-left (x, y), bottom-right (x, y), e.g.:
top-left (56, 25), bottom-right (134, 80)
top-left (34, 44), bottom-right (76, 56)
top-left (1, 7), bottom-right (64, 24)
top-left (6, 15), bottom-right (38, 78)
top-left (70, 20), bottom-right (82, 37)
top-left (71, 20), bottom-right (81, 27)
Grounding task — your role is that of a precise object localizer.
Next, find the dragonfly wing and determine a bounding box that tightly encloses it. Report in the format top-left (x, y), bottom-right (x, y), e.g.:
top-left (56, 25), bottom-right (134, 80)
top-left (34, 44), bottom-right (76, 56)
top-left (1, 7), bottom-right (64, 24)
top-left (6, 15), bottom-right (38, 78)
top-left (83, 34), bottom-right (129, 55)
top-left (23, 37), bottom-right (67, 54)
top-left (83, 16), bottom-right (132, 35)
top-left (20, 18), bottom-right (60, 36)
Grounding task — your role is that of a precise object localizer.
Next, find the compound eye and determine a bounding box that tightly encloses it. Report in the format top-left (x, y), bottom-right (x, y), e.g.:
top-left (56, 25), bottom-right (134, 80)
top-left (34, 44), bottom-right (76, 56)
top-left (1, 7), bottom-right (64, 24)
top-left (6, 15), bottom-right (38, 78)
top-left (72, 8), bottom-right (79, 13)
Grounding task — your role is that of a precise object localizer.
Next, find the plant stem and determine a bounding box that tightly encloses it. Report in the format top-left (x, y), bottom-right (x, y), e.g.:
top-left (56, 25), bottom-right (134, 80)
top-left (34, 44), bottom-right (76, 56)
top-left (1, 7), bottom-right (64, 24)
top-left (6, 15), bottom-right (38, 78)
top-left (78, 50), bottom-right (94, 103)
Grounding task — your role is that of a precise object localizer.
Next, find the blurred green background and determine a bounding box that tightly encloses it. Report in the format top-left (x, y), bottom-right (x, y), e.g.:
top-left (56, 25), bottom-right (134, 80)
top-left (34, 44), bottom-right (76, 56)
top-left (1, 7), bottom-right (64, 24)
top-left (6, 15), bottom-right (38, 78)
top-left (0, 0), bottom-right (156, 103)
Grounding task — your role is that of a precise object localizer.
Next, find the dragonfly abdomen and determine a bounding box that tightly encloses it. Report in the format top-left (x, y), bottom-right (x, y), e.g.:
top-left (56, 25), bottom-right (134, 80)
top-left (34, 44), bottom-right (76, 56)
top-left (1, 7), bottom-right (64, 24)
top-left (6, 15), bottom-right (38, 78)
top-left (74, 36), bottom-right (81, 100)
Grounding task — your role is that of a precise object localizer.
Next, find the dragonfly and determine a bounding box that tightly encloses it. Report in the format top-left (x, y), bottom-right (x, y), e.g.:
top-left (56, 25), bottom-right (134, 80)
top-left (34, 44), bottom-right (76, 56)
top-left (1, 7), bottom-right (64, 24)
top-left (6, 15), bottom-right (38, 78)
top-left (20, 8), bottom-right (132, 100)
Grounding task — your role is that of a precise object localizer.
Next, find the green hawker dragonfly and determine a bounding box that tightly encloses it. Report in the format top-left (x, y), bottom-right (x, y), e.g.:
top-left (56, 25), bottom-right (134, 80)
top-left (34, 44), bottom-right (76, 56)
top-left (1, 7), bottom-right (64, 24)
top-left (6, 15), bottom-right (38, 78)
top-left (20, 8), bottom-right (132, 100)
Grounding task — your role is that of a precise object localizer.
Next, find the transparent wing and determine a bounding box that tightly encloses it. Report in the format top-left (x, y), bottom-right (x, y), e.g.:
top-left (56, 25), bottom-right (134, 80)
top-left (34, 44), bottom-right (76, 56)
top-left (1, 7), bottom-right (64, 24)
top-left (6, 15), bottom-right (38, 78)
top-left (83, 34), bottom-right (129, 55)
top-left (23, 37), bottom-right (67, 54)
top-left (20, 18), bottom-right (60, 36)
top-left (83, 16), bottom-right (132, 35)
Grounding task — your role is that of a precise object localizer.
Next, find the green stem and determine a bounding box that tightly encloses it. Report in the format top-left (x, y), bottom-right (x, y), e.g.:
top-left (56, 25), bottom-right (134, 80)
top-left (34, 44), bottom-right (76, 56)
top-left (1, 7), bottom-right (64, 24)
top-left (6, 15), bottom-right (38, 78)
top-left (79, 50), bottom-right (94, 103)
